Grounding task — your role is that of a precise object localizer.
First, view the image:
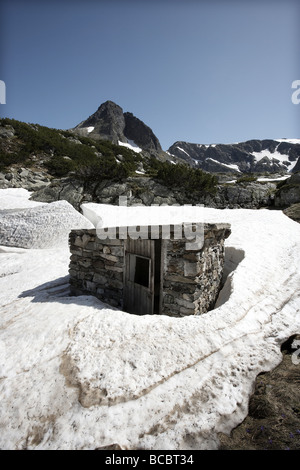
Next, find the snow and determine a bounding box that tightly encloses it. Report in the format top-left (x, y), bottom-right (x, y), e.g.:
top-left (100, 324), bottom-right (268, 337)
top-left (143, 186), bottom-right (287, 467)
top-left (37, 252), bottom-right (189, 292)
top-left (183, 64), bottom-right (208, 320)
top-left (79, 126), bottom-right (94, 134)
top-left (118, 140), bottom-right (142, 153)
top-left (275, 138), bottom-right (300, 145)
top-left (206, 158), bottom-right (241, 172)
top-left (251, 145), bottom-right (298, 171)
top-left (176, 146), bottom-right (190, 157)
top-left (0, 192), bottom-right (300, 450)
top-left (0, 188), bottom-right (46, 210)
top-left (81, 201), bottom-right (205, 230)
top-left (256, 175), bottom-right (290, 182)
top-left (0, 199), bottom-right (94, 249)
top-left (225, 175), bottom-right (290, 184)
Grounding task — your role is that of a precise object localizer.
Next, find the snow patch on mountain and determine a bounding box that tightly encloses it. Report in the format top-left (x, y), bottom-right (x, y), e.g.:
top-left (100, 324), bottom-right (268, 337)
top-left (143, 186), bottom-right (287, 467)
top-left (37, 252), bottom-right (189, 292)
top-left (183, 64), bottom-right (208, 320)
top-left (176, 146), bottom-right (191, 157)
top-left (118, 140), bottom-right (142, 153)
top-left (206, 158), bottom-right (241, 172)
top-left (275, 138), bottom-right (300, 144)
top-left (251, 146), bottom-right (297, 171)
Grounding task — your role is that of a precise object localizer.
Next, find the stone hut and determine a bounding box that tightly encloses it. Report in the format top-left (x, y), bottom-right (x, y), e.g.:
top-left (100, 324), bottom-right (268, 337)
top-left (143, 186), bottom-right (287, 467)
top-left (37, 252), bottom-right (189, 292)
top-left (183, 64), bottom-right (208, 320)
top-left (69, 222), bottom-right (231, 317)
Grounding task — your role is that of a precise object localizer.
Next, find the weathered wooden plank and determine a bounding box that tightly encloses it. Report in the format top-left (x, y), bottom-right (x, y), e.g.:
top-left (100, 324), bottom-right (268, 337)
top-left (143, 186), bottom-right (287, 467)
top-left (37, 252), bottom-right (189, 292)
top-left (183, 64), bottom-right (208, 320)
top-left (124, 240), bottom-right (155, 315)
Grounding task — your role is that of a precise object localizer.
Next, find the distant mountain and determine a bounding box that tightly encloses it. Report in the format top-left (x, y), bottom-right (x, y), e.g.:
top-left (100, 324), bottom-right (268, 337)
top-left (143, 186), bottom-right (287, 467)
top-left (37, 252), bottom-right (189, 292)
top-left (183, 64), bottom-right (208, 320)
top-left (168, 139), bottom-right (300, 174)
top-left (71, 101), bottom-right (300, 174)
top-left (71, 100), bottom-right (162, 154)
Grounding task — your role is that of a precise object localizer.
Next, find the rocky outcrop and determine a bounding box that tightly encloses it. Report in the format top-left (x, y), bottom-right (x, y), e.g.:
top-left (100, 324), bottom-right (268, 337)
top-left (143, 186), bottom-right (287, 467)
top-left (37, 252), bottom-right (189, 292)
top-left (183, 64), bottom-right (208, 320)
top-left (293, 156), bottom-right (300, 173)
top-left (0, 124), bottom-right (15, 139)
top-left (30, 176), bottom-right (277, 211)
top-left (274, 173), bottom-right (300, 207)
top-left (0, 168), bottom-right (51, 191)
top-left (124, 112), bottom-right (162, 153)
top-left (71, 101), bottom-right (163, 154)
top-left (168, 139), bottom-right (300, 174)
top-left (283, 203), bottom-right (300, 224)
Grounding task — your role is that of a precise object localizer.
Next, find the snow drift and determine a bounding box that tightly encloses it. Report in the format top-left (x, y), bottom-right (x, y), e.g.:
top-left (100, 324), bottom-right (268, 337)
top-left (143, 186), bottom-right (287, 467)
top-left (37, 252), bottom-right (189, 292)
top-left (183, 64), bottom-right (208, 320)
top-left (0, 188), bottom-right (46, 210)
top-left (0, 199), bottom-right (93, 248)
top-left (0, 191), bottom-right (299, 450)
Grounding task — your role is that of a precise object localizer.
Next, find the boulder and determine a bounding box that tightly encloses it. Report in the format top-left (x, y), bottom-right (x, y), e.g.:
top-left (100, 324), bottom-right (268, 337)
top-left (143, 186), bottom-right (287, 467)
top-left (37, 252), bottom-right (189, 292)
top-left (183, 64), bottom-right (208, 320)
top-left (274, 173), bottom-right (300, 207)
top-left (283, 203), bottom-right (300, 223)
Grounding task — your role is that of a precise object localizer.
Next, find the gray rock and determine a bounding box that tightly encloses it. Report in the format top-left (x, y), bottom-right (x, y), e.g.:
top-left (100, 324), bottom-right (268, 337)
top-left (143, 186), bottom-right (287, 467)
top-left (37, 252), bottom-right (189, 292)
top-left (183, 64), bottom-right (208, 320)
top-left (283, 202), bottom-right (300, 223)
top-left (0, 125), bottom-right (15, 138)
top-left (5, 173), bottom-right (13, 181)
top-left (31, 178), bottom-right (85, 210)
top-left (17, 168), bottom-right (29, 178)
top-left (29, 175), bottom-right (278, 211)
top-left (124, 112), bottom-right (162, 153)
top-left (274, 173), bottom-right (300, 207)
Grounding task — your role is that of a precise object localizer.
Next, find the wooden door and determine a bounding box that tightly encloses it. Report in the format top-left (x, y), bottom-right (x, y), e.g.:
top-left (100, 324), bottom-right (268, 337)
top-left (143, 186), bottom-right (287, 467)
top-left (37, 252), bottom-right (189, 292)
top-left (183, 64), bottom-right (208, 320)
top-left (124, 239), bottom-right (155, 315)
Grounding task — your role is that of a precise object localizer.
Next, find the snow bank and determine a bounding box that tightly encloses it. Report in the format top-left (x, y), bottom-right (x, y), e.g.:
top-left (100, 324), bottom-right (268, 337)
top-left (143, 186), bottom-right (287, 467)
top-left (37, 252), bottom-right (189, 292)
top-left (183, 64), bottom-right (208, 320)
top-left (0, 195), bottom-right (300, 450)
top-left (81, 201), bottom-right (204, 229)
top-left (0, 188), bottom-right (46, 210)
top-left (0, 200), bottom-right (93, 249)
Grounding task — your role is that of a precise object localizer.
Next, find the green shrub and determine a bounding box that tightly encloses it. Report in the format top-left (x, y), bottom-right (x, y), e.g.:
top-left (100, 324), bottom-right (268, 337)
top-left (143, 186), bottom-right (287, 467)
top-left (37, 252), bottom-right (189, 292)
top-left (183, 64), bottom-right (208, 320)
top-left (44, 156), bottom-right (77, 176)
top-left (146, 159), bottom-right (217, 195)
top-left (76, 157), bottom-right (129, 184)
top-left (236, 174), bottom-right (257, 184)
top-left (0, 118), bottom-right (141, 178)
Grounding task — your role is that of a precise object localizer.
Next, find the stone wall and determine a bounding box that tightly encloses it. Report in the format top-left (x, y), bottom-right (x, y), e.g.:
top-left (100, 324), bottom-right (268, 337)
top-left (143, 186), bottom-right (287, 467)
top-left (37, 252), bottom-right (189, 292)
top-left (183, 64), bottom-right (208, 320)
top-left (68, 223), bottom-right (231, 316)
top-left (161, 224), bottom-right (231, 316)
top-left (69, 229), bottom-right (125, 308)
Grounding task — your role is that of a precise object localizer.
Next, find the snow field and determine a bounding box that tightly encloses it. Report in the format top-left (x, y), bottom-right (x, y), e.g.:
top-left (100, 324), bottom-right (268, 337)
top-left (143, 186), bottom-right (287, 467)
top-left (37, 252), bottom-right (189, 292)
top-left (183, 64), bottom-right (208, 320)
top-left (0, 190), bottom-right (299, 449)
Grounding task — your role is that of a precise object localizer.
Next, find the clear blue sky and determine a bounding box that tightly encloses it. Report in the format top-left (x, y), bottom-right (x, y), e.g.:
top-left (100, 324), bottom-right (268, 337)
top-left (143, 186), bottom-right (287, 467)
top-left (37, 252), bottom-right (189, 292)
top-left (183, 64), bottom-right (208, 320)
top-left (1, 0), bottom-right (299, 149)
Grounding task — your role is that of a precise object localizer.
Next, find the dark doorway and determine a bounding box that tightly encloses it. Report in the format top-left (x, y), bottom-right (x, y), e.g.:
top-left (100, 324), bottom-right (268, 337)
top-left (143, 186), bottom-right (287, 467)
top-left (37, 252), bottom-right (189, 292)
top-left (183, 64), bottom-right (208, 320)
top-left (134, 256), bottom-right (150, 287)
top-left (124, 239), bottom-right (162, 315)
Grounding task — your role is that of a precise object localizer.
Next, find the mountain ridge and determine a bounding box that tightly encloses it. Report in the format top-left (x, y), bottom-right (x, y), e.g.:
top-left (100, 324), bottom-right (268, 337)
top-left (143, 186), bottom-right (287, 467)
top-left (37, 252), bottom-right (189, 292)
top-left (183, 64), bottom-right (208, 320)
top-left (167, 138), bottom-right (300, 174)
top-left (71, 99), bottom-right (300, 174)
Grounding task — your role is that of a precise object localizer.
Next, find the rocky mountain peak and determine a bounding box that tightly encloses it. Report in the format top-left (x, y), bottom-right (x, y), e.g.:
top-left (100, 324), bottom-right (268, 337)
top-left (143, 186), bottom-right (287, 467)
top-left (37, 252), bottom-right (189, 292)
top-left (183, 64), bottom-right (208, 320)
top-left (73, 100), bottom-right (126, 145)
top-left (72, 101), bottom-right (162, 154)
